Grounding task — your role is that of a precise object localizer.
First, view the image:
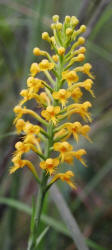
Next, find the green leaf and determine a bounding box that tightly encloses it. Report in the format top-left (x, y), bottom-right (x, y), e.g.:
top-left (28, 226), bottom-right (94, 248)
top-left (0, 197), bottom-right (31, 215)
top-left (87, 41), bottom-right (112, 63)
top-left (0, 197), bottom-right (69, 236)
top-left (0, 197), bottom-right (108, 250)
top-left (0, 131), bottom-right (17, 139)
top-left (87, 239), bottom-right (108, 250)
top-left (41, 214), bottom-right (70, 237)
top-left (35, 226), bottom-right (49, 248)
top-left (30, 197), bottom-right (36, 233)
top-left (90, 7), bottom-right (112, 41)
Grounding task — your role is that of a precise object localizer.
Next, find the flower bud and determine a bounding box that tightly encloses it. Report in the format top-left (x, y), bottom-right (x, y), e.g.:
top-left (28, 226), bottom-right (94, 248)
top-left (77, 54), bottom-right (85, 62)
top-left (30, 63), bottom-right (40, 76)
top-left (33, 47), bottom-right (41, 56)
top-left (78, 37), bottom-right (85, 45)
top-left (52, 54), bottom-right (59, 62)
top-left (51, 23), bottom-right (56, 30)
top-left (58, 47), bottom-right (65, 56)
top-left (66, 28), bottom-right (73, 36)
top-left (65, 16), bottom-right (71, 23)
top-left (42, 32), bottom-right (50, 41)
top-left (71, 16), bottom-right (79, 26)
top-left (79, 47), bottom-right (86, 54)
top-left (52, 15), bottom-right (59, 22)
top-left (56, 22), bottom-right (62, 30)
top-left (80, 25), bottom-right (86, 33)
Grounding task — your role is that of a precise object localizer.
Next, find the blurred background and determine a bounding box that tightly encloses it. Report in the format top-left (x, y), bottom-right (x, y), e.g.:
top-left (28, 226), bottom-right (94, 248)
top-left (0, 0), bottom-right (112, 249)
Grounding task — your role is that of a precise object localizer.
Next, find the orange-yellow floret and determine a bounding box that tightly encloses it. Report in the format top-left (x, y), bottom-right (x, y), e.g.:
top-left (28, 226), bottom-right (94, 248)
top-left (30, 63), bottom-right (40, 76)
top-left (10, 155), bottom-right (38, 180)
top-left (50, 171), bottom-right (76, 189)
top-left (42, 32), bottom-right (50, 42)
top-left (15, 141), bottom-right (30, 154)
top-left (40, 92), bottom-right (51, 105)
top-left (41, 106), bottom-right (60, 124)
top-left (33, 47), bottom-right (43, 56)
top-left (71, 87), bottom-right (83, 102)
top-left (58, 47), bottom-right (65, 56)
top-left (73, 79), bottom-right (95, 97)
top-left (23, 122), bottom-right (40, 135)
top-left (68, 101), bottom-right (92, 122)
top-left (53, 141), bottom-right (73, 162)
top-left (53, 89), bottom-right (71, 107)
top-left (23, 134), bottom-right (40, 146)
top-left (39, 59), bottom-right (54, 71)
top-left (79, 125), bottom-right (91, 141)
top-left (62, 122), bottom-right (91, 142)
top-left (75, 63), bottom-right (94, 79)
top-left (52, 54), bottom-right (59, 62)
top-left (15, 119), bottom-right (25, 134)
top-left (19, 90), bottom-right (42, 106)
top-left (27, 77), bottom-right (43, 93)
top-left (62, 70), bottom-right (79, 86)
top-left (40, 158), bottom-right (59, 175)
top-left (74, 149), bottom-right (87, 167)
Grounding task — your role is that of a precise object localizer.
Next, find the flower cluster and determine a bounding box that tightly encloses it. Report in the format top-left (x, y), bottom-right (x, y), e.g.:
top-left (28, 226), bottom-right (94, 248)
top-left (10, 15), bottom-right (94, 189)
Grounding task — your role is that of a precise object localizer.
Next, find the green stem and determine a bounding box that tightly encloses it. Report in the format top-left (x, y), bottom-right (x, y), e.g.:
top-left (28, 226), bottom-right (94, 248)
top-left (28, 122), bottom-right (54, 250)
top-left (28, 173), bottom-right (48, 250)
top-left (44, 71), bottom-right (56, 86)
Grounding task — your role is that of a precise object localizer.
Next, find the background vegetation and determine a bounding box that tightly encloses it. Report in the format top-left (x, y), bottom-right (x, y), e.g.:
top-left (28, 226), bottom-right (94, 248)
top-left (0, 0), bottom-right (112, 249)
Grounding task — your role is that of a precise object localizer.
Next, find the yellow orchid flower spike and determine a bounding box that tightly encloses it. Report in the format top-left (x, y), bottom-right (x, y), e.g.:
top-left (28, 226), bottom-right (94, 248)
top-left (10, 14), bottom-right (95, 248)
top-left (11, 14), bottom-right (94, 188)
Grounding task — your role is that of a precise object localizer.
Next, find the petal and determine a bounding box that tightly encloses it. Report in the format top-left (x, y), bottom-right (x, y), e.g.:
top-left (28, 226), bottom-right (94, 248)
top-left (40, 161), bottom-right (46, 169)
top-left (9, 165), bottom-right (20, 174)
top-left (53, 142), bottom-right (61, 151)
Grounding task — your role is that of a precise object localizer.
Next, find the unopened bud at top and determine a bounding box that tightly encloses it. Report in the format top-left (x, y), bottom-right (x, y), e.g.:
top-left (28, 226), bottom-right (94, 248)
top-left (56, 22), bottom-right (63, 30)
top-left (50, 36), bottom-right (55, 44)
top-left (66, 28), bottom-right (73, 36)
top-left (71, 16), bottom-right (79, 26)
top-left (52, 15), bottom-right (59, 22)
top-left (65, 16), bottom-right (71, 23)
top-left (51, 23), bottom-right (56, 30)
top-left (42, 32), bottom-right (50, 41)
